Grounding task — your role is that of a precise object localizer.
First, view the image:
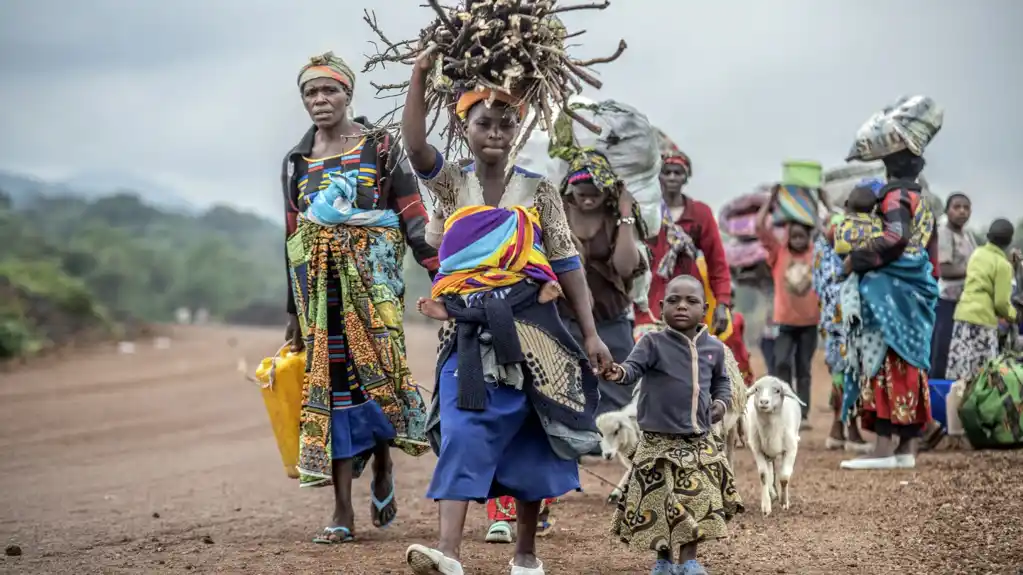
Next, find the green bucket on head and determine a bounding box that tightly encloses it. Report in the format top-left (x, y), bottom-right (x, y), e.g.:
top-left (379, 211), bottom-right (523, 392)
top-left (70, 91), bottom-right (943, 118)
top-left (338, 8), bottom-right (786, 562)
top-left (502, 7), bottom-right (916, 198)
top-left (782, 160), bottom-right (823, 189)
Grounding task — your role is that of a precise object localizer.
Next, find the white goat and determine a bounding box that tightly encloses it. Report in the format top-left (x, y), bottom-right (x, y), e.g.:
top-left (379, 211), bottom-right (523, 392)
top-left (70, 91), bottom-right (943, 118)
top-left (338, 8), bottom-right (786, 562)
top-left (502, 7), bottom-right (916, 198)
top-left (595, 346), bottom-right (748, 503)
top-left (595, 386), bottom-right (640, 503)
top-left (745, 375), bottom-right (805, 517)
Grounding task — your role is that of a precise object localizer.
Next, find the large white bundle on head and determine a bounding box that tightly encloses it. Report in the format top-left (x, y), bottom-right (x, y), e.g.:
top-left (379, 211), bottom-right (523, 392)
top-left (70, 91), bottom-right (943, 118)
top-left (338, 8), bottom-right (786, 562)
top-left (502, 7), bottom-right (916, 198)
top-left (513, 97), bottom-right (658, 316)
top-left (550, 95), bottom-right (663, 239)
top-left (846, 95), bottom-right (944, 162)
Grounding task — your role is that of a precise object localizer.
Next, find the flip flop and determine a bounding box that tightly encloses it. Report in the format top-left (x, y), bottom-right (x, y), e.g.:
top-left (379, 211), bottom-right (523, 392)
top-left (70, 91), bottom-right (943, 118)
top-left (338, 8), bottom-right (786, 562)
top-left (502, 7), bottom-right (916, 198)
top-left (370, 475), bottom-right (397, 529)
top-left (485, 520), bottom-right (514, 544)
top-left (406, 544), bottom-right (464, 575)
top-left (312, 526), bottom-right (354, 544)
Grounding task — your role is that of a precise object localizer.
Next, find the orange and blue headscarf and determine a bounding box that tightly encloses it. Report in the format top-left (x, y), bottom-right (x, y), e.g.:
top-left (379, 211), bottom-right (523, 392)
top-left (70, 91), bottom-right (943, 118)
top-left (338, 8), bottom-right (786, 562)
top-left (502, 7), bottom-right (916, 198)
top-left (298, 52), bottom-right (355, 94)
top-left (431, 205), bottom-right (557, 298)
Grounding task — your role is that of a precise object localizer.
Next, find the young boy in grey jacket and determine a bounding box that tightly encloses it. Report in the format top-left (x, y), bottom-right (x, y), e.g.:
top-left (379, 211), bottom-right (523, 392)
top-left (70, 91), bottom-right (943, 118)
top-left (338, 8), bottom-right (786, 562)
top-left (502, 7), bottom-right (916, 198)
top-left (607, 275), bottom-right (742, 575)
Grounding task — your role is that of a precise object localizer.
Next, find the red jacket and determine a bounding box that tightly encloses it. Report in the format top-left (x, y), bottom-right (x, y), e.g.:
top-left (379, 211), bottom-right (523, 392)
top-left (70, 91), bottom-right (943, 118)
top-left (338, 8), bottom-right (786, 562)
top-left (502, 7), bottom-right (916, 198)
top-left (644, 196), bottom-right (732, 319)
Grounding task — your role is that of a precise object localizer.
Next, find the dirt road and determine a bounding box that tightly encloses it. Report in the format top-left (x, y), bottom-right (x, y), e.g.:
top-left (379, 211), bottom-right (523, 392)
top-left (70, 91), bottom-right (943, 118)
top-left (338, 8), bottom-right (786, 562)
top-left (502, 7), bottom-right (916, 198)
top-left (1, 324), bottom-right (1021, 574)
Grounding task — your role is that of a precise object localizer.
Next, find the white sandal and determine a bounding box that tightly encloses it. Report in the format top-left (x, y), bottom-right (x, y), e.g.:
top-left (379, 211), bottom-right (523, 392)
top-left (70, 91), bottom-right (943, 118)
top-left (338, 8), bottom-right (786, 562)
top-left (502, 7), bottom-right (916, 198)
top-left (486, 520), bottom-right (514, 543)
top-left (509, 558), bottom-right (545, 575)
top-left (839, 456), bottom-right (898, 470)
top-left (406, 544), bottom-right (464, 575)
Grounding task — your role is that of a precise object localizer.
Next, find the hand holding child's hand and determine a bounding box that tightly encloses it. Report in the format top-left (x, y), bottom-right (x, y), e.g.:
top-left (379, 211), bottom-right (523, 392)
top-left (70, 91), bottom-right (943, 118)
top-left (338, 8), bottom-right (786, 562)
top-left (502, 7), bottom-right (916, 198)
top-left (604, 363), bottom-right (625, 382)
top-left (710, 401), bottom-right (726, 424)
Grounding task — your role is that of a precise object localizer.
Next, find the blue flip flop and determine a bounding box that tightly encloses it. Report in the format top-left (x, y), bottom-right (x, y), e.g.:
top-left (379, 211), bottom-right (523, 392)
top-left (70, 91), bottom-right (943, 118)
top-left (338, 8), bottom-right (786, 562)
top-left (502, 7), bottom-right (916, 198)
top-left (312, 526), bottom-right (354, 544)
top-left (676, 560), bottom-right (708, 575)
top-left (371, 476), bottom-right (397, 529)
top-left (651, 559), bottom-right (674, 575)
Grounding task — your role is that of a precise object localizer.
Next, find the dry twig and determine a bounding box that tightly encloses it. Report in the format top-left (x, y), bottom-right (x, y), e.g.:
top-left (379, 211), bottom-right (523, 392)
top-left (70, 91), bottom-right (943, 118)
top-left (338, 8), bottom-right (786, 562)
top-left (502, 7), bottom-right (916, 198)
top-left (361, 0), bottom-right (626, 160)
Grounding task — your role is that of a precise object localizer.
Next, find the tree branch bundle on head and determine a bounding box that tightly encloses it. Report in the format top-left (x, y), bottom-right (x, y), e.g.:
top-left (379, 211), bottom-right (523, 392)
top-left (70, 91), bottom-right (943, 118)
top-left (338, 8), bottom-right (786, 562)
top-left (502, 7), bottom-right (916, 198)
top-left (361, 0), bottom-right (626, 160)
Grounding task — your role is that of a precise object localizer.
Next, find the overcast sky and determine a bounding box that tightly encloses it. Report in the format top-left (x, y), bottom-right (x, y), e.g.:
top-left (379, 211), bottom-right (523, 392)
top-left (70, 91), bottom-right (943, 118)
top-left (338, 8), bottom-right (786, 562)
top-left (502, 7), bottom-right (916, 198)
top-left (1, 0), bottom-right (1020, 225)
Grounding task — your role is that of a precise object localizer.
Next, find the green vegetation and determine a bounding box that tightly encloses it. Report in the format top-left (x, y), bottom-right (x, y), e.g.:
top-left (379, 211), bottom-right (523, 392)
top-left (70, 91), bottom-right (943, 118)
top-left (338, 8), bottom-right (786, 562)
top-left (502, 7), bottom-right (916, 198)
top-left (0, 186), bottom-right (286, 358)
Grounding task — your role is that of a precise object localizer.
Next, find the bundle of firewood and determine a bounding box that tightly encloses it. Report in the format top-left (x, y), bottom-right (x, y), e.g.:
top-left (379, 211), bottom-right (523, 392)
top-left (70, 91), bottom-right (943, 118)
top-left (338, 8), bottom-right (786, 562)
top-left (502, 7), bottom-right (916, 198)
top-left (362, 0), bottom-right (626, 157)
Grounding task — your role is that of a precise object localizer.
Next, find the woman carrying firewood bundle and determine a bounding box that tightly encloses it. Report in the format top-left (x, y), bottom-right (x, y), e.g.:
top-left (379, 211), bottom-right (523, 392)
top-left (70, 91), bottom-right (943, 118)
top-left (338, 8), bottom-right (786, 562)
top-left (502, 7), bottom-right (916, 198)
top-left (400, 39), bottom-right (622, 575)
top-left (359, 4), bottom-right (627, 572)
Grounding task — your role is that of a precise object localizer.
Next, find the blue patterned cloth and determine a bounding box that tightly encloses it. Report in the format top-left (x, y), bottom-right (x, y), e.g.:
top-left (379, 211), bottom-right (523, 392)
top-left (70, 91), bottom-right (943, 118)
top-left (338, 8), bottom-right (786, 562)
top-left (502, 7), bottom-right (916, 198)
top-left (813, 232), bottom-right (845, 371)
top-left (860, 254), bottom-right (938, 370)
top-left (841, 254), bottom-right (939, 420)
top-left (303, 170), bottom-right (400, 228)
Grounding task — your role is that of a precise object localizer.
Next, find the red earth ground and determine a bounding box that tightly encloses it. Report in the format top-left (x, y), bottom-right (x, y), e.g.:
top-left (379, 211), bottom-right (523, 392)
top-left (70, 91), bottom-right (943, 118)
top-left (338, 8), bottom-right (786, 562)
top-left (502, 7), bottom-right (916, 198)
top-left (1, 324), bottom-right (1021, 574)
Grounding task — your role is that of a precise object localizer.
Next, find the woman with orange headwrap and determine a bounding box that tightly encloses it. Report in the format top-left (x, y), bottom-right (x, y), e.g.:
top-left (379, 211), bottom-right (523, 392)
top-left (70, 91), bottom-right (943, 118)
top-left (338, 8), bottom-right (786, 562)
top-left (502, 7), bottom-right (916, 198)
top-left (400, 52), bottom-right (613, 575)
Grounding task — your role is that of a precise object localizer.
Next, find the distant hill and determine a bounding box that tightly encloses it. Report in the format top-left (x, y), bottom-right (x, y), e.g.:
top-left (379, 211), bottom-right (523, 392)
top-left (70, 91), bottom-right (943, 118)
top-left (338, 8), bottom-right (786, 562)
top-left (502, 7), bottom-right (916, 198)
top-left (0, 170), bottom-right (194, 212)
top-left (0, 174), bottom-right (286, 358)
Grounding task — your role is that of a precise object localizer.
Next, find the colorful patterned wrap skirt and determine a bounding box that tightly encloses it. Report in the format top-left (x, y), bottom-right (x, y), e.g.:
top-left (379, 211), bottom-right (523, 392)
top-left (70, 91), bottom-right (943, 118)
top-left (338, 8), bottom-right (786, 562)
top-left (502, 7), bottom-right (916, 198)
top-left (610, 432), bottom-right (743, 562)
top-left (287, 221), bottom-right (429, 487)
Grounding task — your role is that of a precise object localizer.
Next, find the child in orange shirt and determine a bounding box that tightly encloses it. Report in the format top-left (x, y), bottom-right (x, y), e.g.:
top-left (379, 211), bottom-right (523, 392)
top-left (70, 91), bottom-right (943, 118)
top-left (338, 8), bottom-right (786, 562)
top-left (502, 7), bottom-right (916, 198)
top-left (756, 185), bottom-right (820, 426)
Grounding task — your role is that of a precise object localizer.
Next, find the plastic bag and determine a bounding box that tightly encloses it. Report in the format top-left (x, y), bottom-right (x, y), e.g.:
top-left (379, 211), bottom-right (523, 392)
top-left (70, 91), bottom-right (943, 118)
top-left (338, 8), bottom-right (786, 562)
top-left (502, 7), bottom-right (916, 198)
top-left (550, 96), bottom-right (662, 239)
top-left (254, 344), bottom-right (306, 479)
top-left (846, 95), bottom-right (944, 162)
top-left (514, 111), bottom-right (566, 182)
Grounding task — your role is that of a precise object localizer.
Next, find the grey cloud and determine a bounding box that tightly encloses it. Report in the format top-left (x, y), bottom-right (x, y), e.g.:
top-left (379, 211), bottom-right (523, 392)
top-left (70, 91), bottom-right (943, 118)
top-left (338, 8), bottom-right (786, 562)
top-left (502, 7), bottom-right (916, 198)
top-left (0, 0), bottom-right (1020, 224)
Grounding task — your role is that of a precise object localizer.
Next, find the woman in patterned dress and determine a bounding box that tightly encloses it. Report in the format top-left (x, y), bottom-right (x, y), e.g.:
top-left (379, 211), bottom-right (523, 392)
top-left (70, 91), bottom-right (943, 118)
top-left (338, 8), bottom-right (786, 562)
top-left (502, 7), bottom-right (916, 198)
top-left (401, 55), bottom-right (613, 575)
top-left (813, 213), bottom-right (870, 452)
top-left (839, 150), bottom-right (940, 470)
top-left (281, 52), bottom-right (438, 543)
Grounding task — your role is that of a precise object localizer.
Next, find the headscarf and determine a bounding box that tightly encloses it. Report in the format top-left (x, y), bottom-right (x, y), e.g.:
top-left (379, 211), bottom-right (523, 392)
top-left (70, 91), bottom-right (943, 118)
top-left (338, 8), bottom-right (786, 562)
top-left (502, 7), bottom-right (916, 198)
top-left (561, 148), bottom-right (649, 239)
top-left (298, 52), bottom-right (356, 93)
top-left (455, 88), bottom-right (527, 121)
top-left (562, 149), bottom-right (618, 195)
top-left (661, 151), bottom-right (693, 183)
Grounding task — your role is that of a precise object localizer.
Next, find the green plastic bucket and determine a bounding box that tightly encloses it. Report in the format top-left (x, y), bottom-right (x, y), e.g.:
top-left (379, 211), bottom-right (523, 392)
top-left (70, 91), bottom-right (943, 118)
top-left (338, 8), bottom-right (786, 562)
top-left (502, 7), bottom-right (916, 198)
top-left (782, 160), bottom-right (822, 189)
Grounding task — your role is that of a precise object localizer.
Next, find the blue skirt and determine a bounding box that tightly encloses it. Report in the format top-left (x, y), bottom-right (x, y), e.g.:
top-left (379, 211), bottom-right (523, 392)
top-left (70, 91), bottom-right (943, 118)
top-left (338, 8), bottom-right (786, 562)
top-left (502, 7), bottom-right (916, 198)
top-left (425, 352), bottom-right (581, 502)
top-left (330, 400), bottom-right (396, 460)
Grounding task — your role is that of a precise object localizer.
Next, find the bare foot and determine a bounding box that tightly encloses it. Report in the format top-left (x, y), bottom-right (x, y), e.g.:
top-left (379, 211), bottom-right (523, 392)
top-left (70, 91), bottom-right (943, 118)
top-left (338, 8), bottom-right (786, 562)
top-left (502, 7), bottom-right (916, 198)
top-left (416, 298), bottom-right (449, 321)
top-left (537, 281), bottom-right (563, 304)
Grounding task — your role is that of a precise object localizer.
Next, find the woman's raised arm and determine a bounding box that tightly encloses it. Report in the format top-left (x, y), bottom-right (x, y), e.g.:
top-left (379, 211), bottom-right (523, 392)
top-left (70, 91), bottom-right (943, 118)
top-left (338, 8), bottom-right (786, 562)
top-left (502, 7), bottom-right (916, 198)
top-left (401, 59), bottom-right (439, 176)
